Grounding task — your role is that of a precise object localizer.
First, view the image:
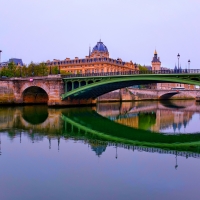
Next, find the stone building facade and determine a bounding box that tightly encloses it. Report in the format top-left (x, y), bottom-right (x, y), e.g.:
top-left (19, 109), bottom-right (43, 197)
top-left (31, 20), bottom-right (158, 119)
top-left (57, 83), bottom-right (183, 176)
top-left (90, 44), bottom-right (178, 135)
top-left (46, 40), bottom-right (138, 74)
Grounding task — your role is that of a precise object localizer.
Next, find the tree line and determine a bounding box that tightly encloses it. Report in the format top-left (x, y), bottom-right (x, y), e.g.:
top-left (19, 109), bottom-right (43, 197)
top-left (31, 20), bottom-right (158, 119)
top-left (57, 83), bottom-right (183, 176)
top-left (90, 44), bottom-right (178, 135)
top-left (0, 62), bottom-right (68, 77)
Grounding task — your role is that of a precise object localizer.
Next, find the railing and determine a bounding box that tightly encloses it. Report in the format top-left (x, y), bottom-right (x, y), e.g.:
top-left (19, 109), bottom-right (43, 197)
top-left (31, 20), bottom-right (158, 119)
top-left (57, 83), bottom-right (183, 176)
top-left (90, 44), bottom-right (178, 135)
top-left (62, 69), bottom-right (200, 78)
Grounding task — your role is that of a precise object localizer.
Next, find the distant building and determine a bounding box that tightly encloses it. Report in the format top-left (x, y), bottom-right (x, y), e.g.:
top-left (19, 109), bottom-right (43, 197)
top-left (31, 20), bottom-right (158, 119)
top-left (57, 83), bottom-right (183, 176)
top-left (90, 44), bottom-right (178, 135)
top-left (152, 50), bottom-right (161, 70)
top-left (0, 58), bottom-right (23, 68)
top-left (46, 40), bottom-right (138, 74)
top-left (9, 58), bottom-right (23, 66)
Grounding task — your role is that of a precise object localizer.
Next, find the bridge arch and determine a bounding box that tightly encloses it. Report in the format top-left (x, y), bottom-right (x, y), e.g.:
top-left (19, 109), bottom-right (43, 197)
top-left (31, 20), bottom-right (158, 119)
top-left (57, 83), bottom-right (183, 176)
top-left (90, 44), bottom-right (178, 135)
top-left (62, 75), bottom-right (200, 100)
top-left (159, 92), bottom-right (179, 100)
top-left (22, 86), bottom-right (49, 104)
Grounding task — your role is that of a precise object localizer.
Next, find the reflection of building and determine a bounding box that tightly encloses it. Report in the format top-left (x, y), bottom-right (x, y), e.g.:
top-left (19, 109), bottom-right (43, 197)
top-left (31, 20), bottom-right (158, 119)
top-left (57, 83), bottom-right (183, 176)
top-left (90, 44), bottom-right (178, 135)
top-left (151, 110), bottom-right (193, 132)
top-left (90, 143), bottom-right (107, 157)
top-left (100, 102), bottom-right (195, 133)
top-left (91, 146), bottom-right (106, 157)
top-left (150, 51), bottom-right (195, 90)
top-left (46, 40), bottom-right (138, 74)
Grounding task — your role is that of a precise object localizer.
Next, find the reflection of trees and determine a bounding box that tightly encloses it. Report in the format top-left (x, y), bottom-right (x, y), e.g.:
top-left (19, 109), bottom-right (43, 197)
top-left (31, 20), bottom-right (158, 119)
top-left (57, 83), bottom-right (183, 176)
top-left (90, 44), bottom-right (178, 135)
top-left (138, 112), bottom-right (156, 130)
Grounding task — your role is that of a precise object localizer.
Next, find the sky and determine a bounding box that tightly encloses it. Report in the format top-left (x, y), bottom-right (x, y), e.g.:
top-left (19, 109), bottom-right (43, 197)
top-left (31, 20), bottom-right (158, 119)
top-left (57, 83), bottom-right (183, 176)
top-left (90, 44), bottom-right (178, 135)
top-left (0, 0), bottom-right (200, 69)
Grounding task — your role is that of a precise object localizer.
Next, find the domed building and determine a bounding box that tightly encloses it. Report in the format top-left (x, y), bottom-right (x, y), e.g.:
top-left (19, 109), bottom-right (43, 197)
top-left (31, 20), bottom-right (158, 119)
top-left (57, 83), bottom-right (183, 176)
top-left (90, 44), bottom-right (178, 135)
top-left (46, 40), bottom-right (138, 74)
top-left (90, 40), bottom-right (109, 58)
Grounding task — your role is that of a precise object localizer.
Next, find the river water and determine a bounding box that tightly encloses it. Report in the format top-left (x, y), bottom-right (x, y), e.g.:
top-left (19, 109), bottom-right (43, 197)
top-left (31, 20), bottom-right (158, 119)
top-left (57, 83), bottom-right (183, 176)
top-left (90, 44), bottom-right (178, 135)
top-left (0, 100), bottom-right (200, 200)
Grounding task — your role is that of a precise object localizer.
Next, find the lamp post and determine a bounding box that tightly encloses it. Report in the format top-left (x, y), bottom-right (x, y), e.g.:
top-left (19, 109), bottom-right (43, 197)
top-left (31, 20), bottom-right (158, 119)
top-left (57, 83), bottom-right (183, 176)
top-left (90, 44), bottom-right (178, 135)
top-left (177, 53), bottom-right (180, 70)
top-left (49, 64), bottom-right (52, 75)
top-left (20, 66), bottom-right (22, 77)
top-left (59, 65), bottom-right (60, 74)
top-left (188, 59), bottom-right (191, 72)
top-left (58, 63), bottom-right (60, 75)
top-left (0, 50), bottom-right (2, 64)
top-left (32, 65), bottom-right (34, 76)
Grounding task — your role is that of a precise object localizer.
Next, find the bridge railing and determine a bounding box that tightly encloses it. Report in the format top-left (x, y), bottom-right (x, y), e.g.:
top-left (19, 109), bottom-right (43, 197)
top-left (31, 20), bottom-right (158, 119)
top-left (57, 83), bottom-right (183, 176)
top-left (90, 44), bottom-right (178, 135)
top-left (62, 69), bottom-right (200, 78)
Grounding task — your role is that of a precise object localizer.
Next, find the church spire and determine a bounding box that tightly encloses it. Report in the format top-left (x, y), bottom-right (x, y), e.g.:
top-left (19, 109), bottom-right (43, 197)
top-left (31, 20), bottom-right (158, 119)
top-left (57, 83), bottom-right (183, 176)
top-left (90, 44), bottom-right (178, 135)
top-left (89, 46), bottom-right (91, 57)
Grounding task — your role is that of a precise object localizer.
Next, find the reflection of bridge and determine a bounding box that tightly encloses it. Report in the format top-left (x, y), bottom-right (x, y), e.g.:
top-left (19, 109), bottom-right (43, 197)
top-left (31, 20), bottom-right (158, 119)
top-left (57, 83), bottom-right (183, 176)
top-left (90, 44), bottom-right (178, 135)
top-left (61, 107), bottom-right (200, 154)
top-left (0, 105), bottom-right (200, 158)
top-left (61, 110), bottom-right (200, 159)
top-left (1, 70), bottom-right (200, 106)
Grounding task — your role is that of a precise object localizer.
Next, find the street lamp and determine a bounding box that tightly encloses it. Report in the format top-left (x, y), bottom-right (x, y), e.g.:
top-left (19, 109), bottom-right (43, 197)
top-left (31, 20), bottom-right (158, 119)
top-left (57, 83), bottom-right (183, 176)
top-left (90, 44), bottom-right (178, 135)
top-left (177, 53), bottom-right (180, 69)
top-left (49, 64), bottom-right (52, 75)
top-left (58, 63), bottom-right (60, 75)
top-left (0, 50), bottom-right (2, 64)
top-left (188, 59), bottom-right (191, 72)
top-left (59, 65), bottom-right (60, 74)
top-left (32, 65), bottom-right (34, 76)
top-left (20, 66), bottom-right (22, 77)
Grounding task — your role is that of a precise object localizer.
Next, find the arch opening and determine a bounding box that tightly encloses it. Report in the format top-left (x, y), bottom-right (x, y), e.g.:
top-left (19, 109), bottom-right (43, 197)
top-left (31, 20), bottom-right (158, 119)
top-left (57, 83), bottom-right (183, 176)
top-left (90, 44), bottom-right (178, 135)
top-left (74, 81), bottom-right (79, 89)
top-left (80, 81), bottom-right (86, 87)
top-left (22, 105), bottom-right (48, 125)
top-left (159, 92), bottom-right (179, 100)
top-left (88, 80), bottom-right (94, 84)
top-left (67, 82), bottom-right (72, 92)
top-left (23, 86), bottom-right (48, 104)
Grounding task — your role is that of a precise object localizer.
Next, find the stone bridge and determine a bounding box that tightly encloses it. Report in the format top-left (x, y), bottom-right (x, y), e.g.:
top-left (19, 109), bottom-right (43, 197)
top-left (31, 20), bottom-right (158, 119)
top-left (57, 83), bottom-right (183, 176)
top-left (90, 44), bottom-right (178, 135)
top-left (0, 75), bottom-right (96, 106)
top-left (0, 72), bottom-right (200, 106)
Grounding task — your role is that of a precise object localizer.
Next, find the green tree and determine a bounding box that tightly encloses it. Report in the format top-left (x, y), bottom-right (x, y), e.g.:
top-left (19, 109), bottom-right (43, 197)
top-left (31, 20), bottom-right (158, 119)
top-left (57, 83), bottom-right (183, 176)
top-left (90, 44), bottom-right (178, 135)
top-left (138, 64), bottom-right (148, 71)
top-left (60, 70), bottom-right (71, 75)
top-left (27, 62), bottom-right (37, 76)
top-left (1, 62), bottom-right (17, 77)
top-left (39, 62), bottom-right (48, 76)
top-left (52, 66), bottom-right (59, 75)
top-left (21, 65), bottom-right (28, 77)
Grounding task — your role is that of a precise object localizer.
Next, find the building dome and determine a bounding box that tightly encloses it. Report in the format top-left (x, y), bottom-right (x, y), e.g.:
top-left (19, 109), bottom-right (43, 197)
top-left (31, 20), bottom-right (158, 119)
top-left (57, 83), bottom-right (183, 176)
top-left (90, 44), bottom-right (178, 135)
top-left (92, 40), bottom-right (108, 53)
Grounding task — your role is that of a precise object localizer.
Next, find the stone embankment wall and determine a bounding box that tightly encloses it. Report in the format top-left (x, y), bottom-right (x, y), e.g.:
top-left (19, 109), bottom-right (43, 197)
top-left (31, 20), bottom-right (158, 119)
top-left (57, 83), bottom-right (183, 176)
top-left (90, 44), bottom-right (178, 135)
top-left (97, 88), bottom-right (200, 102)
top-left (0, 81), bottom-right (15, 103)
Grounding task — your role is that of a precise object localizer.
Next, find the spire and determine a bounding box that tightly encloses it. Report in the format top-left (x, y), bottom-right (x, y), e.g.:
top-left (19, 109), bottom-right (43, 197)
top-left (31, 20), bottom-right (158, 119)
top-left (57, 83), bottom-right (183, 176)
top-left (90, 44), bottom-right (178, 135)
top-left (174, 63), bottom-right (177, 70)
top-left (154, 49), bottom-right (157, 55)
top-left (89, 46), bottom-right (91, 57)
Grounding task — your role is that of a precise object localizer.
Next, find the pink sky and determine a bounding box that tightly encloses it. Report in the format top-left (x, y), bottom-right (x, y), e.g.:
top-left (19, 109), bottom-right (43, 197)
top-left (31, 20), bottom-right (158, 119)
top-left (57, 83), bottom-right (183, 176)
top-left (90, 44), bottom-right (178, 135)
top-left (1, 0), bottom-right (200, 69)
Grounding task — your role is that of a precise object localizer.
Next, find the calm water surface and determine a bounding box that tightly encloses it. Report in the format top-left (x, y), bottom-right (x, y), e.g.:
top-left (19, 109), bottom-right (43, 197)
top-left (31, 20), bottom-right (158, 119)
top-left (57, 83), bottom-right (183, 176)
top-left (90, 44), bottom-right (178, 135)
top-left (0, 100), bottom-right (200, 200)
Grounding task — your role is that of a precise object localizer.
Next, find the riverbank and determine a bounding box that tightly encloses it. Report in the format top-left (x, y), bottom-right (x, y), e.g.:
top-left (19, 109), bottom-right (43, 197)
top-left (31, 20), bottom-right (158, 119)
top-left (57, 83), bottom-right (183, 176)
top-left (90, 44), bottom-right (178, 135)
top-left (97, 88), bottom-right (199, 102)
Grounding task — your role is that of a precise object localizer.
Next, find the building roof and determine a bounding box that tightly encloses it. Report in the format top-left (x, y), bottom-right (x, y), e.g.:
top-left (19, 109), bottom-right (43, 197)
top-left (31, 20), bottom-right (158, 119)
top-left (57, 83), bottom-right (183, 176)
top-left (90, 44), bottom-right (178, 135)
top-left (9, 58), bottom-right (23, 66)
top-left (92, 40), bottom-right (108, 53)
top-left (152, 51), bottom-right (161, 63)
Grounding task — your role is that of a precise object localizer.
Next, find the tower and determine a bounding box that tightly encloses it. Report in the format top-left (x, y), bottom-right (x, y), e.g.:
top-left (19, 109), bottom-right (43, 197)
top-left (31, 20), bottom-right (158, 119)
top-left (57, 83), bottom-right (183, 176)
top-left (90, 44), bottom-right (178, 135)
top-left (89, 46), bottom-right (91, 57)
top-left (151, 50), bottom-right (161, 70)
